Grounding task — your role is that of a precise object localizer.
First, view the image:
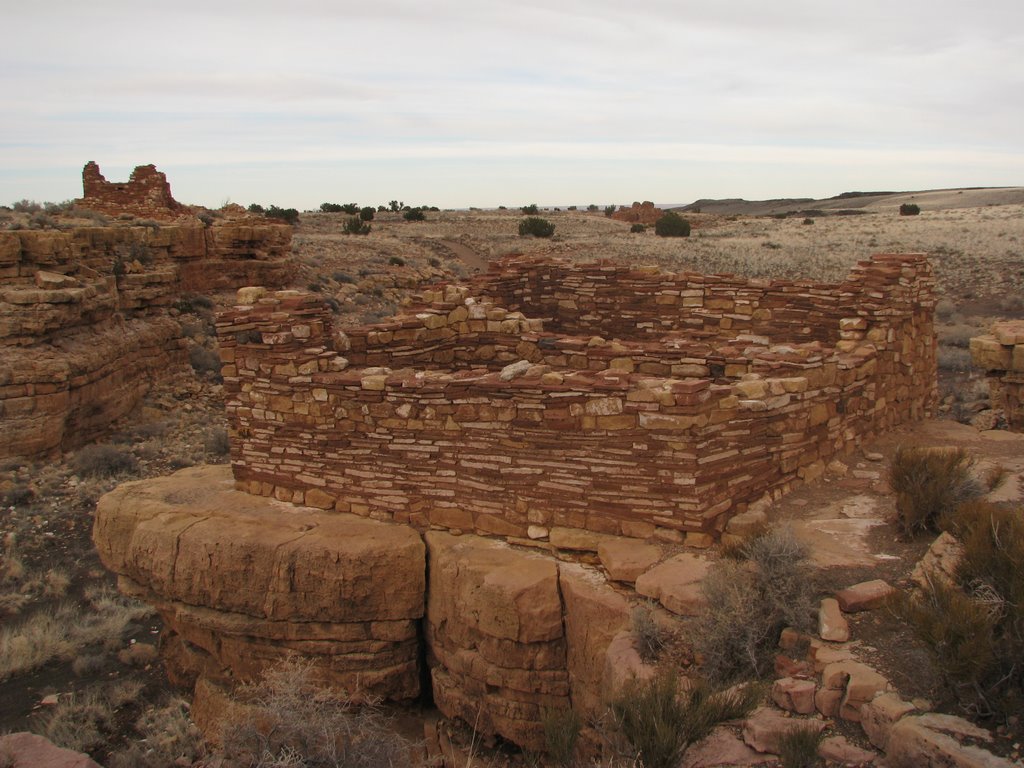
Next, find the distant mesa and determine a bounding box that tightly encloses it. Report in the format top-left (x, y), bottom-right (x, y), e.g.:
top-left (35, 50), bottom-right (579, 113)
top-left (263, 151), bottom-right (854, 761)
top-left (77, 160), bottom-right (188, 220)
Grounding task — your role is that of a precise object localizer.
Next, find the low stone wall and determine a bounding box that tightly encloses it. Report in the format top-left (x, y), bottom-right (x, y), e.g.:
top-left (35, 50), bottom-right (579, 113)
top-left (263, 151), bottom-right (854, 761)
top-left (971, 320), bottom-right (1024, 430)
top-left (217, 254), bottom-right (935, 539)
top-left (0, 223), bottom-right (294, 460)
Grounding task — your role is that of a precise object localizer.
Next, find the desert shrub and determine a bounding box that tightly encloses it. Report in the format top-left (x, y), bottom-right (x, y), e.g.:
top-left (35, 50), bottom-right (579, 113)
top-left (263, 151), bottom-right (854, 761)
top-left (694, 527), bottom-right (816, 684)
top-left (387, 256), bottom-right (405, 267)
top-left (604, 205), bottom-right (616, 216)
top-left (320, 202), bottom-right (343, 212)
top-left (265, 205), bottom-right (300, 225)
top-left (631, 600), bottom-right (666, 662)
top-left (108, 697), bottom-right (204, 768)
top-left (403, 208), bottom-right (425, 221)
top-left (520, 203), bottom-right (539, 215)
top-left (427, 257), bottom-right (441, 268)
top-left (1, 482), bottom-right (33, 507)
top-left (935, 298), bottom-right (957, 321)
top-left (941, 323), bottom-right (980, 348)
top-left (221, 658), bottom-right (410, 768)
top-left (542, 707), bottom-right (580, 767)
top-left (519, 217), bottom-right (555, 238)
top-left (896, 501), bottom-right (1023, 721)
top-left (73, 444), bottom-right (138, 478)
top-left (802, 218), bottom-right (815, 226)
top-left (888, 446), bottom-right (983, 536)
top-left (205, 427), bottom-right (231, 457)
top-left (37, 686), bottom-right (115, 753)
top-left (630, 223), bottom-right (646, 233)
top-left (899, 203), bottom-right (921, 216)
top-left (612, 670), bottom-right (760, 768)
top-left (937, 346), bottom-right (972, 372)
top-left (654, 212), bottom-right (691, 238)
top-left (777, 726), bottom-right (824, 768)
top-left (189, 345), bottom-right (223, 379)
top-left (359, 206), bottom-right (375, 222)
top-left (333, 272), bottom-right (356, 284)
top-left (197, 211), bottom-right (215, 227)
top-left (341, 216), bottom-right (370, 235)
top-left (248, 203), bottom-right (265, 214)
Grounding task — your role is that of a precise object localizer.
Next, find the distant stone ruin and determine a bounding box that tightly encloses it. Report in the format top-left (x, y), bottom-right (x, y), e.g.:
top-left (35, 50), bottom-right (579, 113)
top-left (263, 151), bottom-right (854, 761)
top-left (0, 163), bottom-right (295, 461)
top-left (610, 200), bottom-right (664, 224)
top-left (78, 161), bottom-right (189, 220)
top-left (217, 253), bottom-right (937, 541)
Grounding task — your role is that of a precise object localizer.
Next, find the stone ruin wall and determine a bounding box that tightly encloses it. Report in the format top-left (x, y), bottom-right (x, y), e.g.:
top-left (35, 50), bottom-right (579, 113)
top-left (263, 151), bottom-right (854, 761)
top-left (79, 161), bottom-right (189, 220)
top-left (970, 320), bottom-right (1024, 430)
top-left (0, 222), bottom-right (293, 460)
top-left (217, 254), bottom-right (936, 541)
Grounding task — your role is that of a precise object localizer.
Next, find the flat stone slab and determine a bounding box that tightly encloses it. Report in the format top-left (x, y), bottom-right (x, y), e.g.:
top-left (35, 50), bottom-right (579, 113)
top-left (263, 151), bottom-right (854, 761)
top-left (598, 539), bottom-right (662, 583)
top-left (634, 553), bottom-right (710, 616)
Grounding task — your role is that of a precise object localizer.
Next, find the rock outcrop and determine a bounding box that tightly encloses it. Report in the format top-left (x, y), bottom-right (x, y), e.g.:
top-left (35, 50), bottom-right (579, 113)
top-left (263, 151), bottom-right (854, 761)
top-left (971, 320), bottom-right (1024, 430)
top-left (94, 465), bottom-right (425, 701)
top-left (1, 170), bottom-right (294, 461)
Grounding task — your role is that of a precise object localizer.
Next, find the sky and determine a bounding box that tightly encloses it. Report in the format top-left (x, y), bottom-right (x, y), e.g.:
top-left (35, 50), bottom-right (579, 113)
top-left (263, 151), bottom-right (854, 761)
top-left (2, 0), bottom-right (1023, 210)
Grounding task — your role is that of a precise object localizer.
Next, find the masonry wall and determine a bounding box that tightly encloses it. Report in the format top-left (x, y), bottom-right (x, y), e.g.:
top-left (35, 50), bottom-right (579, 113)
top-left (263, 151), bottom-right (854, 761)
top-left (0, 224), bottom-right (294, 460)
top-left (217, 254), bottom-right (936, 539)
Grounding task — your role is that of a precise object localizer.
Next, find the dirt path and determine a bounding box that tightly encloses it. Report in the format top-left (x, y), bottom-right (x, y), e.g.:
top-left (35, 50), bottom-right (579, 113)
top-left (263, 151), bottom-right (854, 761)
top-left (437, 239), bottom-right (489, 274)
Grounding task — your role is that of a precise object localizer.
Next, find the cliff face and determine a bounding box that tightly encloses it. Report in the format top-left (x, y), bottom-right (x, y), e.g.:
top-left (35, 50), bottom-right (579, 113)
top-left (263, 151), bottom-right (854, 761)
top-left (0, 222), bottom-right (294, 461)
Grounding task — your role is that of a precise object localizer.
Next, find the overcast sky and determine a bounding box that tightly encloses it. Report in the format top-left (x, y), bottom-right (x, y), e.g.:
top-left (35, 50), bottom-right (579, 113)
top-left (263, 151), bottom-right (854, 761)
top-left (3, 0), bottom-right (1022, 209)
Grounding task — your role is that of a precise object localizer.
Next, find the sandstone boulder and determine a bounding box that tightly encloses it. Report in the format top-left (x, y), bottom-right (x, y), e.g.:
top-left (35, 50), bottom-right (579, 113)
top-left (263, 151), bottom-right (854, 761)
top-left (835, 579), bottom-right (894, 612)
top-left (818, 660), bottom-right (890, 721)
top-left (559, 563), bottom-right (630, 718)
top-left (887, 713), bottom-right (1012, 768)
top-left (634, 553), bottom-right (710, 615)
top-left (819, 597), bottom-right (850, 642)
top-left (910, 532), bottom-right (963, 590)
top-left (425, 531), bottom-right (568, 752)
top-left (93, 465), bottom-right (425, 700)
top-left (0, 732), bottom-right (101, 768)
top-left (860, 692), bottom-right (917, 750)
top-left (598, 539), bottom-right (662, 583)
top-left (771, 677), bottom-right (817, 715)
top-left (742, 706), bottom-right (826, 754)
top-left (680, 727), bottom-right (767, 767)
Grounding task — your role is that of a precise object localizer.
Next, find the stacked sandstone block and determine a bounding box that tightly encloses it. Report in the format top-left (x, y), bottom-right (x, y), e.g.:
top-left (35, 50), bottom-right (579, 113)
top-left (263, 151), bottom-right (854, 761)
top-left (217, 253), bottom-right (935, 539)
top-left (971, 320), bottom-right (1024, 430)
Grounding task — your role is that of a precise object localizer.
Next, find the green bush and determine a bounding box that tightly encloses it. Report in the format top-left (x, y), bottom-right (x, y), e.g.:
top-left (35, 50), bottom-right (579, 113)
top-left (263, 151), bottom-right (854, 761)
top-left (888, 446), bottom-right (983, 536)
top-left (359, 206), bottom-right (375, 222)
top-left (612, 670), bottom-right (760, 768)
top-left (654, 212), bottom-right (691, 237)
top-left (630, 223), bottom-right (646, 233)
top-left (632, 600), bottom-right (666, 662)
top-left (342, 216), bottom-right (371, 235)
top-left (899, 203), bottom-right (921, 216)
top-left (695, 526), bottom-right (816, 684)
top-left (388, 256), bottom-right (405, 267)
top-left (520, 203), bottom-right (539, 215)
top-left (403, 208), bottom-right (426, 221)
top-left (519, 217), bottom-right (555, 238)
top-left (247, 203), bottom-right (264, 214)
top-left (320, 202), bottom-right (343, 212)
top-left (265, 205), bottom-right (299, 225)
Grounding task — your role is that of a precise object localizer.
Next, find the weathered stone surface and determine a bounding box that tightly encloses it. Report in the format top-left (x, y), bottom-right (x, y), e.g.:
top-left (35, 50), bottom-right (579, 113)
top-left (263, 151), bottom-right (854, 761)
top-left (886, 714), bottom-right (1013, 768)
top-left (819, 597), bottom-right (851, 642)
top-left (819, 660), bottom-right (890, 721)
top-left (0, 732), bottom-right (102, 768)
top-left (742, 706), bottom-right (826, 754)
top-left (835, 579), bottom-right (894, 612)
top-left (911, 531), bottom-right (964, 590)
top-left (94, 465), bottom-right (425, 700)
top-left (818, 734), bottom-right (878, 766)
top-left (425, 531), bottom-right (567, 752)
top-left (860, 692), bottom-right (917, 750)
top-left (559, 563), bottom-right (630, 718)
top-left (634, 553), bottom-right (710, 616)
top-left (602, 630), bottom-right (654, 700)
top-left (597, 539), bottom-right (662, 583)
top-left (771, 676), bottom-right (817, 715)
top-left (680, 726), bottom-right (767, 767)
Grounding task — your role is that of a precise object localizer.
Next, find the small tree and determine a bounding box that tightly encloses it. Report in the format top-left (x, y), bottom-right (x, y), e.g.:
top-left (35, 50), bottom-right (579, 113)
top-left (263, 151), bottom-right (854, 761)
top-left (359, 206), bottom-right (375, 222)
top-left (403, 208), bottom-right (425, 221)
top-left (320, 202), bottom-right (343, 213)
top-left (655, 212), bottom-right (691, 237)
top-left (388, 200), bottom-right (403, 212)
top-left (630, 223), bottom-right (646, 233)
top-left (521, 203), bottom-right (539, 215)
top-left (604, 205), bottom-right (617, 216)
top-left (340, 203), bottom-right (360, 214)
top-left (900, 203), bottom-right (921, 216)
top-left (587, 204), bottom-right (599, 212)
top-left (519, 217), bottom-right (555, 238)
top-left (265, 205), bottom-right (299, 225)
top-left (342, 216), bottom-right (371, 235)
